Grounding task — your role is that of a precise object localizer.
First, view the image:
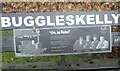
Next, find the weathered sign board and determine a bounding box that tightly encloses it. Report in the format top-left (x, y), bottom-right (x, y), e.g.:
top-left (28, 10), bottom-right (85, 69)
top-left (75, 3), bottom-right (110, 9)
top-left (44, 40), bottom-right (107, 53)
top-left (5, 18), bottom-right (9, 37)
top-left (14, 25), bottom-right (111, 56)
top-left (0, 11), bottom-right (119, 56)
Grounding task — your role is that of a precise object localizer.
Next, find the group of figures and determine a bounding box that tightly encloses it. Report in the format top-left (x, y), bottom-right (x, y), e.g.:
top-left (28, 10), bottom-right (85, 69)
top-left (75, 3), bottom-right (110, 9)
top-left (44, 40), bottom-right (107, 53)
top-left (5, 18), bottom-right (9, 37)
top-left (73, 35), bottom-right (109, 52)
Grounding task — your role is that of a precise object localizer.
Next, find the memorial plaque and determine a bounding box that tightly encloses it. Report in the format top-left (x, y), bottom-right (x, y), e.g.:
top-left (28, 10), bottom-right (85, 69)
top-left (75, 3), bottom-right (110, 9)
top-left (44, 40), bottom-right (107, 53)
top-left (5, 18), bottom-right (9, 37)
top-left (14, 25), bottom-right (112, 57)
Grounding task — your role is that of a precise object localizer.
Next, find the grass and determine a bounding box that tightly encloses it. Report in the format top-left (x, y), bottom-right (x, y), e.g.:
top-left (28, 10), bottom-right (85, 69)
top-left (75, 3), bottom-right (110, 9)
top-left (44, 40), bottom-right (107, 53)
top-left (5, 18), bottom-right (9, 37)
top-left (1, 52), bottom-right (61, 64)
top-left (0, 52), bottom-right (114, 64)
top-left (0, 30), bottom-right (13, 36)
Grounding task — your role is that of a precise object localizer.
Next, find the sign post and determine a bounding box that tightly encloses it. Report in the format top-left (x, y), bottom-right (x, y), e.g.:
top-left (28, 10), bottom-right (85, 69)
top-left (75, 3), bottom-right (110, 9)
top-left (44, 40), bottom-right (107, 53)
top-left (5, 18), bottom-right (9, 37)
top-left (60, 55), bottom-right (66, 65)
